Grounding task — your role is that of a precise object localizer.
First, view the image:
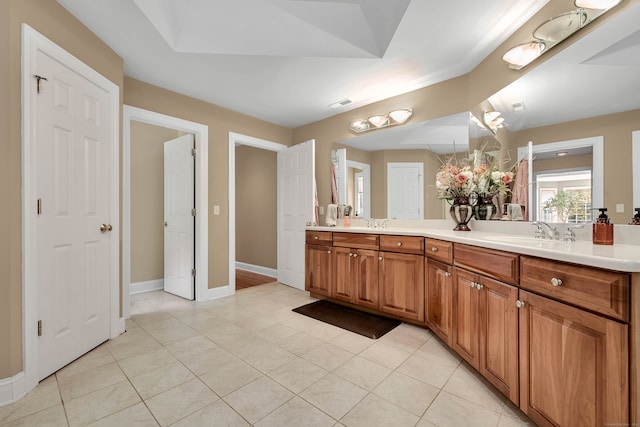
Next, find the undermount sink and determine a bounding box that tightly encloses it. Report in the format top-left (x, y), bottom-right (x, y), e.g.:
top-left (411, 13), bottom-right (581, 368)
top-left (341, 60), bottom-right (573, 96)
top-left (481, 234), bottom-right (554, 244)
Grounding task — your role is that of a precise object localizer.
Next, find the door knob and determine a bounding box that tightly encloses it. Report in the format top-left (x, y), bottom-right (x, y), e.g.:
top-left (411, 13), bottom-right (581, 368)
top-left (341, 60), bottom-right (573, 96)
top-left (100, 224), bottom-right (113, 233)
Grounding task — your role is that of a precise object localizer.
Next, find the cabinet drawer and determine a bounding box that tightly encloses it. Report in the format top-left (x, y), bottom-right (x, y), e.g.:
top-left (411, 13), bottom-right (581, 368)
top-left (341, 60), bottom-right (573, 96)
top-left (333, 232), bottom-right (379, 250)
top-left (454, 243), bottom-right (518, 285)
top-left (520, 256), bottom-right (629, 321)
top-left (380, 235), bottom-right (424, 255)
top-left (425, 238), bottom-right (453, 263)
top-left (306, 230), bottom-right (332, 245)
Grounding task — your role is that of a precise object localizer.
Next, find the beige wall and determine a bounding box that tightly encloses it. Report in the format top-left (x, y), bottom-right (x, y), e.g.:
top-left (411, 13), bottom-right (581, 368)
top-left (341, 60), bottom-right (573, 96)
top-left (1, 0), bottom-right (124, 379)
top-left (235, 146), bottom-right (277, 269)
top-left (124, 78), bottom-right (293, 289)
top-left (130, 122), bottom-right (183, 283)
top-left (533, 153), bottom-right (593, 174)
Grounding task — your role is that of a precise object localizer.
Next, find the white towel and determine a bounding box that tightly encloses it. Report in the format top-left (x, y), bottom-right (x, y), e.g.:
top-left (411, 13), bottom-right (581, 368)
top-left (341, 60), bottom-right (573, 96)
top-left (326, 204), bottom-right (338, 226)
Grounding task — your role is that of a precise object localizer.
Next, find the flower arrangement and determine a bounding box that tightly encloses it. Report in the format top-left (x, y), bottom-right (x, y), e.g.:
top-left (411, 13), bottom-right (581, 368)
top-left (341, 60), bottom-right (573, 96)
top-left (435, 149), bottom-right (515, 202)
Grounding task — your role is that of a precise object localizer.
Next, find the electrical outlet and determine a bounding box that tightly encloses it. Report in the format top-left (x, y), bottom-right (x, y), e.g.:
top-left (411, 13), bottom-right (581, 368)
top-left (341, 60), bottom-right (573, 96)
top-left (616, 204), bottom-right (624, 213)
top-left (213, 205), bottom-right (220, 215)
top-left (319, 206), bottom-right (324, 215)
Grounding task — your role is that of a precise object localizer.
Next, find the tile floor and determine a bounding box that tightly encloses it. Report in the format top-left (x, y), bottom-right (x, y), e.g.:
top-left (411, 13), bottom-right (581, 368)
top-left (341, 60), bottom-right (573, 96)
top-left (0, 283), bottom-right (534, 427)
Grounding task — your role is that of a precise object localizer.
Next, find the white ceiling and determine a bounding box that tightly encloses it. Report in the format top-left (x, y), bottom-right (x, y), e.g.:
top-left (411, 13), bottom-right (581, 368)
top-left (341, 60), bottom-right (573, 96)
top-left (56, 0), bottom-right (550, 128)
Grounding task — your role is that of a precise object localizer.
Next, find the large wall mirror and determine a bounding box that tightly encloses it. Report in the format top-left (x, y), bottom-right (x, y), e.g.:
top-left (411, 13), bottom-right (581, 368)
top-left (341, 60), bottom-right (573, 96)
top-left (332, 2), bottom-right (640, 224)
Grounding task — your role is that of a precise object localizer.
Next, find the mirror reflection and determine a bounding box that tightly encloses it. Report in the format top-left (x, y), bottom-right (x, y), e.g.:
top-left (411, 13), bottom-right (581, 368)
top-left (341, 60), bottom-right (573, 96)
top-left (332, 4), bottom-right (640, 224)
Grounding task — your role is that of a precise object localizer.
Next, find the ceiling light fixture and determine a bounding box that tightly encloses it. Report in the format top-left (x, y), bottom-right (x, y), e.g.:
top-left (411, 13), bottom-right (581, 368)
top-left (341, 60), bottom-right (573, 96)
top-left (503, 0), bottom-right (621, 70)
top-left (556, 151), bottom-right (569, 156)
top-left (349, 108), bottom-right (413, 133)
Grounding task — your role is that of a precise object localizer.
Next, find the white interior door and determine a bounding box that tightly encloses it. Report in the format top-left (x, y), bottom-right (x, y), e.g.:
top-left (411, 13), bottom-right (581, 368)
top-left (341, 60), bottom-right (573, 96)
top-left (387, 162), bottom-right (424, 220)
top-left (164, 134), bottom-right (195, 300)
top-left (278, 140), bottom-right (315, 290)
top-left (36, 49), bottom-right (113, 380)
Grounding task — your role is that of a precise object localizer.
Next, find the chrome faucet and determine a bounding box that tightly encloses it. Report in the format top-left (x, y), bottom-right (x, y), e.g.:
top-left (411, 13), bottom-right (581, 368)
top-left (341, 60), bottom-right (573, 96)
top-left (380, 219), bottom-right (392, 229)
top-left (563, 224), bottom-right (584, 242)
top-left (363, 218), bottom-right (377, 228)
top-left (532, 221), bottom-right (559, 240)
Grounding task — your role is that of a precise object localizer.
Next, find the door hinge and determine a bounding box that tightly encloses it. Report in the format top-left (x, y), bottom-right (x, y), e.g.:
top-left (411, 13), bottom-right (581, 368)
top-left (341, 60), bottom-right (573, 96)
top-left (34, 75), bottom-right (48, 94)
top-left (191, 208), bottom-right (196, 217)
top-left (191, 148), bottom-right (197, 157)
top-left (37, 320), bottom-right (43, 336)
top-left (191, 268), bottom-right (196, 277)
top-left (37, 199), bottom-right (42, 215)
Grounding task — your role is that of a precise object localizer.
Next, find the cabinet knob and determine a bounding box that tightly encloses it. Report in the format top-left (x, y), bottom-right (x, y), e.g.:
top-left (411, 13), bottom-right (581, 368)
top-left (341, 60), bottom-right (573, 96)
top-left (327, 250), bottom-right (331, 254)
top-left (469, 282), bottom-right (476, 288)
top-left (397, 242), bottom-right (402, 247)
top-left (349, 253), bottom-right (353, 257)
top-left (550, 278), bottom-right (563, 287)
top-left (314, 235), bottom-right (319, 240)
top-left (445, 272), bottom-right (451, 277)
top-left (516, 300), bottom-right (526, 308)
top-left (378, 256), bottom-right (383, 261)
top-left (431, 247), bottom-right (438, 252)
top-left (476, 283), bottom-right (484, 290)
top-left (353, 254), bottom-right (358, 258)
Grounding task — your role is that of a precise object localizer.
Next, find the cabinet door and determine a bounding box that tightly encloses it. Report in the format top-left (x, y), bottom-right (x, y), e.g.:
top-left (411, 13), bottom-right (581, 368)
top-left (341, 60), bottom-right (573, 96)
top-left (452, 268), bottom-right (480, 369)
top-left (519, 290), bottom-right (628, 427)
top-left (354, 249), bottom-right (379, 310)
top-left (379, 252), bottom-right (425, 322)
top-left (479, 276), bottom-right (518, 405)
top-left (333, 247), bottom-right (355, 303)
top-left (305, 244), bottom-right (333, 297)
top-left (425, 259), bottom-right (453, 346)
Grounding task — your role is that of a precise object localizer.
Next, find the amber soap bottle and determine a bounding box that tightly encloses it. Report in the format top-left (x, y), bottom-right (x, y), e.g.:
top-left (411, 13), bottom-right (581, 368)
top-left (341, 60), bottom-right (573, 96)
top-left (593, 208), bottom-right (613, 245)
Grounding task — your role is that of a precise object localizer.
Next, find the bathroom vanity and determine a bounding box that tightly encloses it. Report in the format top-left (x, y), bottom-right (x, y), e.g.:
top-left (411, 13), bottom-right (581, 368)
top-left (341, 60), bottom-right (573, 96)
top-left (305, 222), bottom-right (640, 427)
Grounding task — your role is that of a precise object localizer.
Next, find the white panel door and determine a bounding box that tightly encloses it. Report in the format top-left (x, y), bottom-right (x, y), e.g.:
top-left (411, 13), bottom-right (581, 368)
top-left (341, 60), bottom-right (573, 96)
top-left (278, 140), bottom-right (315, 290)
top-left (164, 134), bottom-right (195, 300)
top-left (36, 50), bottom-right (113, 380)
top-left (387, 162), bottom-right (424, 220)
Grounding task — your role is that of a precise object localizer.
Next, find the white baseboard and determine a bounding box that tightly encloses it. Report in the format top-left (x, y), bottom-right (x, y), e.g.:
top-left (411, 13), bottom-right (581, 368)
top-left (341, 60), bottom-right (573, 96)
top-left (206, 285), bottom-right (231, 300)
top-left (0, 372), bottom-right (26, 408)
top-left (235, 262), bottom-right (277, 279)
top-left (130, 279), bottom-right (164, 294)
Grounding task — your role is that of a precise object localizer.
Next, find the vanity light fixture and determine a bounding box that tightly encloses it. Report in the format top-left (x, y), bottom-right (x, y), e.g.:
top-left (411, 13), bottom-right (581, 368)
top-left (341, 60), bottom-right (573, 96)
top-left (503, 0), bottom-right (622, 70)
top-left (483, 110), bottom-right (506, 134)
top-left (349, 108), bottom-right (413, 133)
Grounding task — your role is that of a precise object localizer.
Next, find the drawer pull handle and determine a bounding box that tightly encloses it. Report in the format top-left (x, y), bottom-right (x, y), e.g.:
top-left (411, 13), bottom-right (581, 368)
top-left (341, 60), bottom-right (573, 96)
top-left (397, 242), bottom-right (402, 246)
top-left (516, 300), bottom-right (526, 308)
top-left (431, 247), bottom-right (438, 252)
top-left (550, 278), bottom-right (563, 287)
top-left (314, 236), bottom-right (319, 240)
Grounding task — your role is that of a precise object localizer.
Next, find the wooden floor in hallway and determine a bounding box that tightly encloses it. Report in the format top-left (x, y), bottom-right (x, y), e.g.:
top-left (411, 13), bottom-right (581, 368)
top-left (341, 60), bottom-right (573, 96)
top-left (236, 269), bottom-right (277, 290)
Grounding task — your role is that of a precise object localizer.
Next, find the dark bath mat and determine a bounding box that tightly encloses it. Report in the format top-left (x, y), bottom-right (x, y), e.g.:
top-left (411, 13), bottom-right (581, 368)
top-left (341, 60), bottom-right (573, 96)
top-left (292, 300), bottom-right (400, 339)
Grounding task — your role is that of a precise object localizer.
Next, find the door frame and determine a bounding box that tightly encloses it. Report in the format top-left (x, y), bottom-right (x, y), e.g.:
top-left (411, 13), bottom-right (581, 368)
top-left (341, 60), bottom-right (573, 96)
top-left (123, 106), bottom-right (209, 315)
top-left (21, 24), bottom-right (122, 396)
top-left (347, 160), bottom-right (371, 218)
top-left (228, 132), bottom-right (287, 295)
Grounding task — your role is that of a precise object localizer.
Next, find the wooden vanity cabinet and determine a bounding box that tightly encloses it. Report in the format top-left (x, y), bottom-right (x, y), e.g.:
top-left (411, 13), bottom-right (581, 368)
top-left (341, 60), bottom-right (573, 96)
top-left (376, 235), bottom-right (425, 322)
top-left (334, 246), bottom-right (379, 309)
top-left (305, 231), bottom-right (334, 297)
top-left (518, 256), bottom-right (630, 427)
top-left (452, 266), bottom-right (519, 404)
top-left (333, 233), bottom-right (380, 309)
top-left (425, 238), bottom-right (454, 346)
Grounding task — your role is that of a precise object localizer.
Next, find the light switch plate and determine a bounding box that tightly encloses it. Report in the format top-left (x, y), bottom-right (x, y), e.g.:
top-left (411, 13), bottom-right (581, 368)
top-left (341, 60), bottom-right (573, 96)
top-left (213, 205), bottom-right (220, 215)
top-left (616, 204), bottom-right (624, 213)
top-left (319, 206), bottom-right (324, 215)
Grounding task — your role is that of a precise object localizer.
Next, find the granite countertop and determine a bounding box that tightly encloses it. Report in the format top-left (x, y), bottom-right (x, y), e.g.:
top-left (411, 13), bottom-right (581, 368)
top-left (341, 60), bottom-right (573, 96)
top-left (307, 220), bottom-right (640, 272)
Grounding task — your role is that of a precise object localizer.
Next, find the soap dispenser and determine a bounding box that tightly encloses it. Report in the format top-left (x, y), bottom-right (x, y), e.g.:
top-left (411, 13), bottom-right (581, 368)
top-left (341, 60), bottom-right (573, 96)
top-left (593, 208), bottom-right (614, 245)
top-left (631, 208), bottom-right (640, 225)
